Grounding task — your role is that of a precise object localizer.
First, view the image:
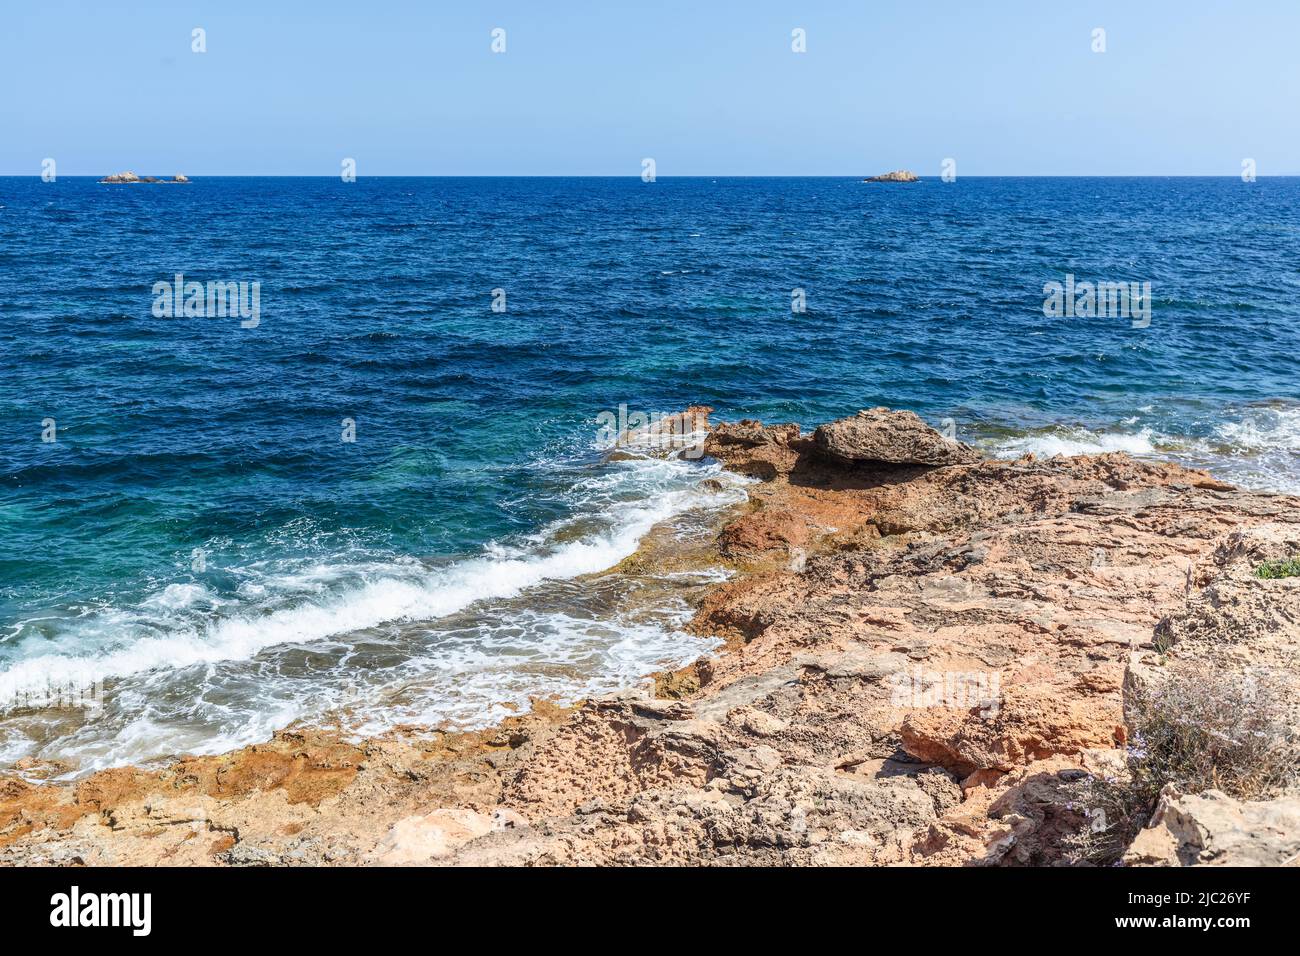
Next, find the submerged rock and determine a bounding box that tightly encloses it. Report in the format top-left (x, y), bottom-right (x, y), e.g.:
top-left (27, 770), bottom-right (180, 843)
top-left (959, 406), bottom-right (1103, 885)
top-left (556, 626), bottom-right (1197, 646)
top-left (813, 407), bottom-right (980, 466)
top-left (608, 404), bottom-right (711, 460)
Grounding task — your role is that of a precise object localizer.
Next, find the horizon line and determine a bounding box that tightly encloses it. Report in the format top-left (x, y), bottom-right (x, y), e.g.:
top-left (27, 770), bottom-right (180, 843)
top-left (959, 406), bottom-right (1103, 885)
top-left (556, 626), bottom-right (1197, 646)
top-left (6, 173), bottom-right (1300, 179)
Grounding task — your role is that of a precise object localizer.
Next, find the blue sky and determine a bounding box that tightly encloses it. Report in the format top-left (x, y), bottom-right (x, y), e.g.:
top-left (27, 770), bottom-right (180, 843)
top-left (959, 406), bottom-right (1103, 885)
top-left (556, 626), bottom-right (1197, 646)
top-left (3, 0), bottom-right (1296, 175)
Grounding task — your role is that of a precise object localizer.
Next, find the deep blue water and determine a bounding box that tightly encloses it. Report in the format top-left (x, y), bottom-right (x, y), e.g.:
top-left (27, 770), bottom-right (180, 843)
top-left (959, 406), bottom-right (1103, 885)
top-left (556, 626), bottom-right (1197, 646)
top-left (2, 176), bottom-right (1298, 772)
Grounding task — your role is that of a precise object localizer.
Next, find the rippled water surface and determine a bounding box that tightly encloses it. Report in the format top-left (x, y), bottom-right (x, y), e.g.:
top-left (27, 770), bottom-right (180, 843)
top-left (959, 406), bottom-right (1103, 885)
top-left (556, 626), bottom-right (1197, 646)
top-left (2, 176), bottom-right (1298, 772)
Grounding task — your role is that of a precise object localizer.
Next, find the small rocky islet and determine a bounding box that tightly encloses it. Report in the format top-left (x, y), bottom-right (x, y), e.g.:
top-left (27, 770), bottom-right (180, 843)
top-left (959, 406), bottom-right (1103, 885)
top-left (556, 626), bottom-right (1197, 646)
top-left (864, 169), bottom-right (920, 182)
top-left (98, 171), bottom-right (190, 184)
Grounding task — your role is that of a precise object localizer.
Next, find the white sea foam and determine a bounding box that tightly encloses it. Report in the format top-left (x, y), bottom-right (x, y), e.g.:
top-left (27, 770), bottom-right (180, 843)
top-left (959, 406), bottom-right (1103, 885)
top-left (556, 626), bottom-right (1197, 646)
top-left (25, 404), bottom-right (1295, 774)
top-left (0, 456), bottom-right (748, 722)
top-left (142, 582), bottom-right (220, 611)
top-left (1214, 404), bottom-right (1300, 455)
top-left (987, 427), bottom-right (1158, 460)
top-left (341, 608), bottom-right (720, 740)
top-left (983, 403), bottom-right (1300, 495)
top-left (1189, 404), bottom-right (1300, 495)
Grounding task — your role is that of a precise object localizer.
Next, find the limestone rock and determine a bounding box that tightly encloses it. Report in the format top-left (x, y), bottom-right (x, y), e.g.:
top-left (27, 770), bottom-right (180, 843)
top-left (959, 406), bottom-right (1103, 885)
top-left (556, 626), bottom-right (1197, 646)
top-left (6, 407), bottom-right (1300, 870)
top-left (813, 407), bottom-right (980, 466)
top-left (1123, 788), bottom-right (1300, 866)
top-left (708, 420), bottom-right (800, 449)
top-left (717, 507), bottom-right (813, 559)
top-left (864, 170), bottom-right (919, 183)
top-left (371, 807), bottom-right (526, 865)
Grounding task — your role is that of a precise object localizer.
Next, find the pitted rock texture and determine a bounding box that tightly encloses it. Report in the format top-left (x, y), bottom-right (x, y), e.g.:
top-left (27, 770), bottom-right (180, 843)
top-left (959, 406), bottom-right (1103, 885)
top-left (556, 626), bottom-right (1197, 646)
top-left (814, 408), bottom-right (980, 467)
top-left (1123, 788), bottom-right (1300, 866)
top-left (1116, 522), bottom-right (1300, 866)
top-left (3, 409), bottom-right (1297, 867)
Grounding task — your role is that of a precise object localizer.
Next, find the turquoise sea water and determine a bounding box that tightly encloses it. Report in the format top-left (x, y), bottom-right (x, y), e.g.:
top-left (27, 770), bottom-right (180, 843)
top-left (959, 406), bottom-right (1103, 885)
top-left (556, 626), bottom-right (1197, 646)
top-left (2, 176), bottom-right (1298, 772)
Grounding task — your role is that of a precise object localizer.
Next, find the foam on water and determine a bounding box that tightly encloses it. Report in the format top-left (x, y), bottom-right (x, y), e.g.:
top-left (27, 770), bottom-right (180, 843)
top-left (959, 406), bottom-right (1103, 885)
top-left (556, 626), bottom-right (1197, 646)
top-left (0, 457), bottom-right (740, 708)
top-left (0, 452), bottom-right (750, 773)
top-left (6, 176), bottom-right (1300, 775)
top-left (983, 402), bottom-right (1300, 495)
top-left (987, 427), bottom-right (1159, 459)
top-left (1183, 403), bottom-right (1300, 495)
top-left (344, 604), bottom-right (720, 738)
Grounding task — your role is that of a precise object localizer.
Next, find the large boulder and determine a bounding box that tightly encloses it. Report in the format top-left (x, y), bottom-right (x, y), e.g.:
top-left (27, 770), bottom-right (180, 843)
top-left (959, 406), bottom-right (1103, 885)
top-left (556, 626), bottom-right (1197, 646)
top-left (813, 408), bottom-right (979, 467)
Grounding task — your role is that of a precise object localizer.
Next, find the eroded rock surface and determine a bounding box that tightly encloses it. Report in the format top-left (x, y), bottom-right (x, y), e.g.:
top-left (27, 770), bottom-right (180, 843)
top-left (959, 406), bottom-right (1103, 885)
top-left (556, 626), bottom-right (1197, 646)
top-left (1123, 788), bottom-right (1300, 866)
top-left (814, 408), bottom-right (980, 467)
top-left (1116, 522), bottom-right (1300, 865)
top-left (3, 409), bottom-right (1297, 867)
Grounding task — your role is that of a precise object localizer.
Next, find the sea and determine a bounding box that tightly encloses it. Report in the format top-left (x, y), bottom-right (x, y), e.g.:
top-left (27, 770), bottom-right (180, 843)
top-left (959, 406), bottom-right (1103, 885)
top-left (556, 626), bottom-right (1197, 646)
top-left (2, 175), bottom-right (1298, 775)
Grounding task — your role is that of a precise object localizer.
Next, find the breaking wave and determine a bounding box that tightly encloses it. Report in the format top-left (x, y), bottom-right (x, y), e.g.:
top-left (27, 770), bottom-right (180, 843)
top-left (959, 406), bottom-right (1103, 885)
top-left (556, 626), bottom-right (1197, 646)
top-left (982, 401), bottom-right (1300, 495)
top-left (0, 452), bottom-right (750, 773)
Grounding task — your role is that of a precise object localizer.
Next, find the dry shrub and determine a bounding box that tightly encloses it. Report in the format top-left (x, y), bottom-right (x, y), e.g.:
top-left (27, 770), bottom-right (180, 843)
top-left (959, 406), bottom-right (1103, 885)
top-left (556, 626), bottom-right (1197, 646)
top-left (1063, 664), bottom-right (1299, 865)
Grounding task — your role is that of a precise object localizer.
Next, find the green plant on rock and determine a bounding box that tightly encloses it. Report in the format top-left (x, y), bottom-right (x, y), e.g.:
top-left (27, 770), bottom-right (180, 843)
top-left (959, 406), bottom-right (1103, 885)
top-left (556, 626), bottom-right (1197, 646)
top-left (1254, 556), bottom-right (1300, 579)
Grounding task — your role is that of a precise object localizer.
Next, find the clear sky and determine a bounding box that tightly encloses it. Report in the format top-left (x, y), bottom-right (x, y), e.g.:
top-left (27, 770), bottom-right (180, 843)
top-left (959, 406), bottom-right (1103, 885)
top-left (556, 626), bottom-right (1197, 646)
top-left (3, 0), bottom-right (1297, 176)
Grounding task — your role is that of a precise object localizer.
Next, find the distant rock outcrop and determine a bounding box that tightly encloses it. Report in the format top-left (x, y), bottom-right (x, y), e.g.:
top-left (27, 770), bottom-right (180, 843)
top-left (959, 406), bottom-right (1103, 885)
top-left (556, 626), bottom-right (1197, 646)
top-left (99, 171), bottom-right (191, 184)
top-left (864, 170), bottom-right (919, 183)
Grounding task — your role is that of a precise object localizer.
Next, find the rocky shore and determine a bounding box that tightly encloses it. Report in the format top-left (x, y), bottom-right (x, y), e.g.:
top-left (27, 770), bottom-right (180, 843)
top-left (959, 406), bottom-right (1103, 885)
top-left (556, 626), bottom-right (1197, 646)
top-left (3, 407), bottom-right (1298, 867)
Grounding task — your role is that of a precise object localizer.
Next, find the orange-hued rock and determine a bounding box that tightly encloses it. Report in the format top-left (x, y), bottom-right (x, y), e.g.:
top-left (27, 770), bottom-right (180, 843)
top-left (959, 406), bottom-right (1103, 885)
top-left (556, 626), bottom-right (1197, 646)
top-left (1115, 522), bottom-right (1300, 866)
top-left (3, 408), bottom-right (1298, 867)
top-left (717, 507), bottom-right (813, 560)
